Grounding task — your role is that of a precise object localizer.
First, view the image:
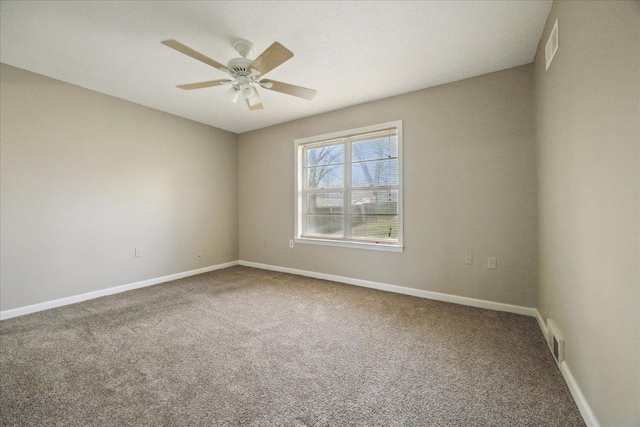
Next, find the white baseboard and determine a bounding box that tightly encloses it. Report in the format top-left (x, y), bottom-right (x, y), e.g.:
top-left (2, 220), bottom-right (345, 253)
top-left (558, 361), bottom-right (601, 427)
top-left (534, 309), bottom-right (549, 340)
top-left (0, 261), bottom-right (239, 320)
top-left (239, 260), bottom-right (538, 317)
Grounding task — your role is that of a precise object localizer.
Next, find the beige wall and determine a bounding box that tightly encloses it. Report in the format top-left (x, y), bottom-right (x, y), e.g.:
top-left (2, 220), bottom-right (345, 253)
top-left (534, 1), bottom-right (639, 425)
top-left (0, 63), bottom-right (239, 311)
top-left (239, 65), bottom-right (538, 307)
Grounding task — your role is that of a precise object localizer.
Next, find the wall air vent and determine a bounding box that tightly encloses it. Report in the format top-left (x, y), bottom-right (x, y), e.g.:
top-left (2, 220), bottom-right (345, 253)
top-left (547, 319), bottom-right (565, 364)
top-left (545, 19), bottom-right (559, 70)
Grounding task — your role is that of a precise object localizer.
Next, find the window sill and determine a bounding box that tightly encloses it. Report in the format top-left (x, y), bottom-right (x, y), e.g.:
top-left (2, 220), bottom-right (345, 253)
top-left (294, 237), bottom-right (403, 253)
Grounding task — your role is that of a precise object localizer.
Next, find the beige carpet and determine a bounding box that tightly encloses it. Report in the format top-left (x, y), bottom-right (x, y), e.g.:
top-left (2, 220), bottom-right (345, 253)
top-left (0, 266), bottom-right (584, 426)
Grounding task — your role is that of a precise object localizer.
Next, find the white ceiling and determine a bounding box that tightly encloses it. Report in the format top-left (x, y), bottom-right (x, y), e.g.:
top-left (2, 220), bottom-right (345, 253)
top-left (0, 1), bottom-right (551, 134)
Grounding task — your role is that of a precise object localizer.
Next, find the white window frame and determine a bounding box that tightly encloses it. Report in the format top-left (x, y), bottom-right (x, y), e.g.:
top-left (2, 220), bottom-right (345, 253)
top-left (294, 120), bottom-right (403, 252)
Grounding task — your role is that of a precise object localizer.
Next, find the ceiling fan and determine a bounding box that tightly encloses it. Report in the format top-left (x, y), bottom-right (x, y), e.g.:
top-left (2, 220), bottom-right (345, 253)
top-left (161, 39), bottom-right (317, 111)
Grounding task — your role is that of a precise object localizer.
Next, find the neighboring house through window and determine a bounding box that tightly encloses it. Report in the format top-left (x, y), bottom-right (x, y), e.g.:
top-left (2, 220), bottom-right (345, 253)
top-left (295, 120), bottom-right (403, 252)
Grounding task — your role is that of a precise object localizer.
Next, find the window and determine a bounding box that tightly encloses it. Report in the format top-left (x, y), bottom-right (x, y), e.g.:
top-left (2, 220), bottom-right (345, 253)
top-left (295, 121), bottom-right (403, 252)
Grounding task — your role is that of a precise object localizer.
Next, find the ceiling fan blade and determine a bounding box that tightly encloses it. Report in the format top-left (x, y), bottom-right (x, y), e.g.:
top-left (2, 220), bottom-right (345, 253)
top-left (260, 79), bottom-right (317, 100)
top-left (245, 89), bottom-right (264, 111)
top-left (161, 39), bottom-right (229, 73)
top-left (246, 98), bottom-right (264, 111)
top-left (248, 42), bottom-right (293, 76)
top-left (176, 80), bottom-right (232, 90)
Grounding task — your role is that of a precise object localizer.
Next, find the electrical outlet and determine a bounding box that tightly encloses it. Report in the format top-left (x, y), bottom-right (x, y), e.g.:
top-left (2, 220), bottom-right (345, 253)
top-left (135, 248), bottom-right (142, 257)
top-left (289, 240), bottom-right (294, 248)
top-left (487, 257), bottom-right (497, 269)
top-left (465, 253), bottom-right (473, 265)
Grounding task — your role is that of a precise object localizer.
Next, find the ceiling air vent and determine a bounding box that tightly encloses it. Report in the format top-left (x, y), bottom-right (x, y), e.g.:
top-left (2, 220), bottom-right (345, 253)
top-left (545, 19), bottom-right (559, 70)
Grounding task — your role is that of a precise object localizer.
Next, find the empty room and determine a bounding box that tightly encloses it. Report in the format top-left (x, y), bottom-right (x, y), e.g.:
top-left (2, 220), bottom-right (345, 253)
top-left (1, 1), bottom-right (638, 426)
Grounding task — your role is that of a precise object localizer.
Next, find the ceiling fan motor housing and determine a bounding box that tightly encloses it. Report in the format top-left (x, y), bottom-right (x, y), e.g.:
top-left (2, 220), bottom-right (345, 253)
top-left (227, 57), bottom-right (253, 75)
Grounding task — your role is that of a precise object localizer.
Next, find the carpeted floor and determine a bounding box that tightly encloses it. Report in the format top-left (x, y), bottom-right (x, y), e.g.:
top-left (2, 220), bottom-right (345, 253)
top-left (1, 266), bottom-right (584, 426)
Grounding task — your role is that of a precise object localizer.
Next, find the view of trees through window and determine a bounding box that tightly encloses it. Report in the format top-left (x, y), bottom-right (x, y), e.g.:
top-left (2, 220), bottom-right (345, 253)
top-left (300, 128), bottom-right (399, 244)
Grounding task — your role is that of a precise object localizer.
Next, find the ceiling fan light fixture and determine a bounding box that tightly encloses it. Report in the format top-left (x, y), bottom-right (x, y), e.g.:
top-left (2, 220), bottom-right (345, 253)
top-left (241, 85), bottom-right (255, 100)
top-left (226, 86), bottom-right (240, 103)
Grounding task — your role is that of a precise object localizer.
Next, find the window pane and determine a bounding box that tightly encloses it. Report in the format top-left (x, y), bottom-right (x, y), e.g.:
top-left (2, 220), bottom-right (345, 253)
top-left (351, 190), bottom-right (398, 215)
top-left (307, 144), bottom-right (344, 166)
top-left (306, 165), bottom-right (343, 189)
top-left (351, 189), bottom-right (399, 240)
top-left (306, 193), bottom-right (343, 213)
top-left (305, 192), bottom-right (343, 236)
top-left (351, 159), bottom-right (397, 187)
top-left (305, 214), bottom-right (343, 237)
top-left (351, 214), bottom-right (398, 240)
top-left (352, 131), bottom-right (397, 161)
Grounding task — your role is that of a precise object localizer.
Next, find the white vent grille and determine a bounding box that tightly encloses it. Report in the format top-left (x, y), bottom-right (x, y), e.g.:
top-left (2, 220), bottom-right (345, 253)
top-left (547, 319), bottom-right (565, 363)
top-left (545, 19), bottom-right (559, 70)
